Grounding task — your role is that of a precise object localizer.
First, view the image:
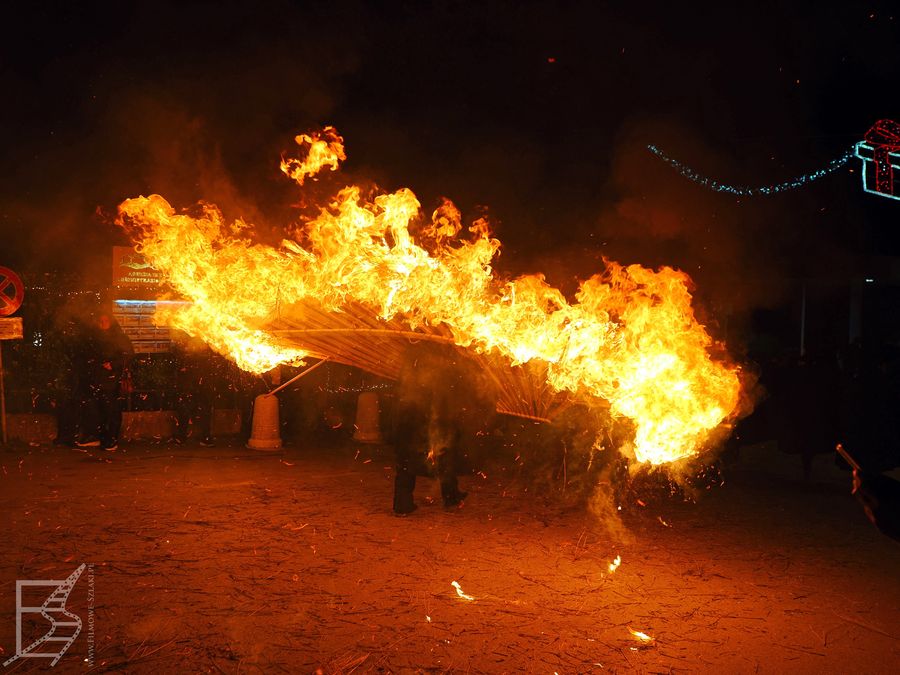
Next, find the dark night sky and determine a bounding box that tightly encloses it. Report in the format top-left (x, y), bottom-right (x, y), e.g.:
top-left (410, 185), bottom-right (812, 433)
top-left (2, 0), bottom-right (900, 314)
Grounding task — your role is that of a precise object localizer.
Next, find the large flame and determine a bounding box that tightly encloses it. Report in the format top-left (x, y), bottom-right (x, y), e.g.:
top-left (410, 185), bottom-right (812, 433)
top-left (117, 128), bottom-right (742, 464)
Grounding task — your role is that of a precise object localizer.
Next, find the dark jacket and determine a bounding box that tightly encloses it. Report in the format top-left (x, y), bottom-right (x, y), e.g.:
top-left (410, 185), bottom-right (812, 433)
top-left (83, 320), bottom-right (133, 393)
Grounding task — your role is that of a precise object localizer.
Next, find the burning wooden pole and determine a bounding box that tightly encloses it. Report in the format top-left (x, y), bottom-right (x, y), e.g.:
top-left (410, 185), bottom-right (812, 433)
top-left (267, 357), bottom-right (330, 396)
top-left (247, 358), bottom-right (330, 450)
top-left (835, 443), bottom-right (861, 472)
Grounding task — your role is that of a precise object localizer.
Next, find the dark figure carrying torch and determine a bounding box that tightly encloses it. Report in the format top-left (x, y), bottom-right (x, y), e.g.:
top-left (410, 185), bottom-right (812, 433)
top-left (838, 443), bottom-right (900, 542)
top-left (390, 344), bottom-right (496, 515)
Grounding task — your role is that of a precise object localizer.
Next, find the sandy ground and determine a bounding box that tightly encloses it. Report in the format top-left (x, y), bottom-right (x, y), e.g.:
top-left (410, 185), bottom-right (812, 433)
top-left (0, 437), bottom-right (898, 674)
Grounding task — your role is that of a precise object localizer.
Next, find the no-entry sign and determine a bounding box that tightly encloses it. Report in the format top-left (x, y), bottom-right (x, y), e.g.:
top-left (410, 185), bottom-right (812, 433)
top-left (0, 267), bottom-right (24, 316)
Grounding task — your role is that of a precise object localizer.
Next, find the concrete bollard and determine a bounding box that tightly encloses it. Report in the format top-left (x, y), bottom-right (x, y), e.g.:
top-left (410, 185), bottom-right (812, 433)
top-left (247, 394), bottom-right (282, 450)
top-left (353, 392), bottom-right (383, 443)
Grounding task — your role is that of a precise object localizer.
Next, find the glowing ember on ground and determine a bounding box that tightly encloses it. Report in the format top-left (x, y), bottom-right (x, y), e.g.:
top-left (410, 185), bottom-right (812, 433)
top-left (450, 581), bottom-right (475, 601)
top-left (117, 127), bottom-right (744, 465)
top-left (629, 628), bottom-right (654, 642)
top-left (608, 555), bottom-right (622, 573)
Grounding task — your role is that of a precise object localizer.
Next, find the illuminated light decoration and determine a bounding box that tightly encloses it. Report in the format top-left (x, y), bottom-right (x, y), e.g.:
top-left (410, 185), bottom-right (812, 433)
top-left (647, 144), bottom-right (855, 196)
top-left (650, 119), bottom-right (900, 201)
top-left (855, 119), bottom-right (900, 200)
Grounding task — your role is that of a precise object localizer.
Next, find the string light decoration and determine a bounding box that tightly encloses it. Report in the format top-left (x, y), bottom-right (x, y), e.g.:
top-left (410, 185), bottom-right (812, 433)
top-left (648, 119), bottom-right (900, 200)
top-left (647, 144), bottom-right (855, 196)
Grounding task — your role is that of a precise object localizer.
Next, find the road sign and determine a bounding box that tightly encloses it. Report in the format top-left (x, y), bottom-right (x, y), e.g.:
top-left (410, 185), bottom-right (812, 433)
top-left (0, 317), bottom-right (23, 340)
top-left (0, 266), bottom-right (24, 316)
top-left (0, 316), bottom-right (19, 443)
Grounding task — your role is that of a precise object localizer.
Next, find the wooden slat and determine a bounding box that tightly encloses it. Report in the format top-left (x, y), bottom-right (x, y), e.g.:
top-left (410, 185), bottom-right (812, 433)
top-left (262, 297), bottom-right (574, 422)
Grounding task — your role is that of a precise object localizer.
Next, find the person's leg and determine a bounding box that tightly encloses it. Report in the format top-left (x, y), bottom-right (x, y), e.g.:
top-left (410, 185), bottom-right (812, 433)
top-left (107, 391), bottom-right (124, 449)
top-left (391, 403), bottom-right (426, 514)
top-left (437, 450), bottom-right (467, 507)
top-left (434, 424), bottom-right (467, 507)
top-left (393, 462), bottom-right (418, 514)
top-left (393, 433), bottom-right (421, 514)
top-left (239, 394), bottom-right (255, 445)
top-left (96, 389), bottom-right (111, 448)
top-left (97, 388), bottom-right (122, 449)
top-left (174, 391), bottom-right (192, 442)
top-left (77, 385), bottom-right (101, 446)
top-left (54, 393), bottom-right (78, 445)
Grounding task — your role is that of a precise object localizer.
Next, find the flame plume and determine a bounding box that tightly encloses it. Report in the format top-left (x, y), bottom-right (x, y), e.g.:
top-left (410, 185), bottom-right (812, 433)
top-left (117, 128), bottom-right (742, 465)
top-left (279, 126), bottom-right (346, 185)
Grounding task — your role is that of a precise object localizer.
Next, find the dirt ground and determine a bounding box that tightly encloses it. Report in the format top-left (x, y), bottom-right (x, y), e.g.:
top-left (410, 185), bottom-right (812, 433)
top-left (0, 437), bottom-right (898, 674)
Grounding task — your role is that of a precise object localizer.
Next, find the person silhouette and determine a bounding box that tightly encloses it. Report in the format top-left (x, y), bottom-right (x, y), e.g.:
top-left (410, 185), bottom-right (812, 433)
top-left (76, 312), bottom-right (133, 451)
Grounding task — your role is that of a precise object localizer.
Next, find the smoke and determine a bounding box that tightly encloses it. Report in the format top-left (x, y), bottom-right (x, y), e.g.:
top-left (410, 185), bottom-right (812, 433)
top-left (585, 121), bottom-right (796, 315)
top-left (0, 2), bottom-right (362, 277)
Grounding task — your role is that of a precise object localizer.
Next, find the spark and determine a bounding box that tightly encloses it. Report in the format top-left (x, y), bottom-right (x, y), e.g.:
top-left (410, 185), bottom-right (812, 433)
top-left (608, 555), bottom-right (622, 573)
top-left (451, 581), bottom-right (475, 601)
top-left (629, 628), bottom-right (654, 642)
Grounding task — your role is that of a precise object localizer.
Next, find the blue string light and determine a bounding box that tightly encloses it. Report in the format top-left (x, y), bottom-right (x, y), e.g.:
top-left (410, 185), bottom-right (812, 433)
top-left (647, 144), bottom-right (856, 196)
